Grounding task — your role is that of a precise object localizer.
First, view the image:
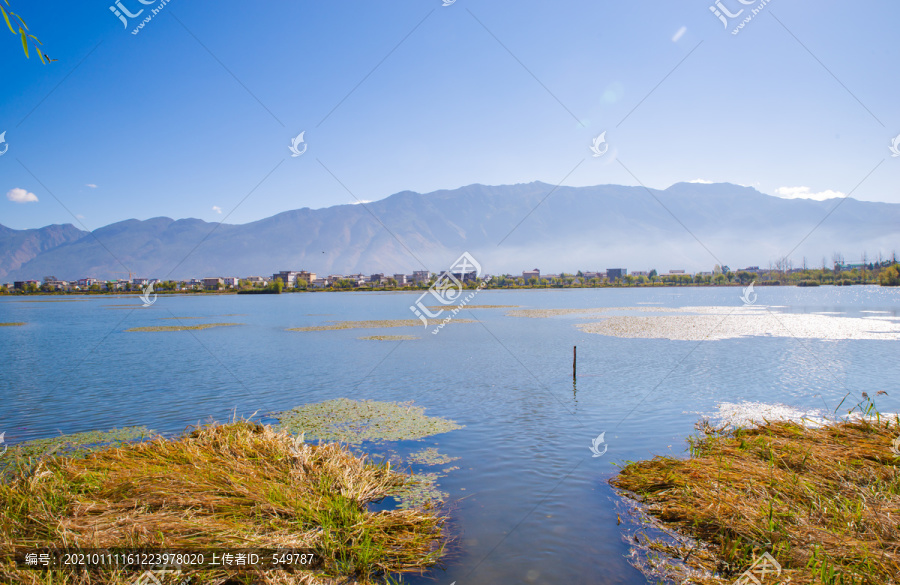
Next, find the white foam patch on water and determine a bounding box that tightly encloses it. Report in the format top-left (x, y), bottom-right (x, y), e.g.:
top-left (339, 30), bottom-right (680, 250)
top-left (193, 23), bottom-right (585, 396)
top-left (573, 308), bottom-right (900, 340)
top-left (689, 401), bottom-right (831, 428)
top-left (690, 401), bottom-right (898, 429)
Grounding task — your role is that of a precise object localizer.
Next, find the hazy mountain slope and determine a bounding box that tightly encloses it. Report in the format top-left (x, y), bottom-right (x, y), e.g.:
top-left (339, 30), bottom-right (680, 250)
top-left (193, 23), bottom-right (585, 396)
top-left (0, 223), bottom-right (88, 279)
top-left (4, 182), bottom-right (899, 280)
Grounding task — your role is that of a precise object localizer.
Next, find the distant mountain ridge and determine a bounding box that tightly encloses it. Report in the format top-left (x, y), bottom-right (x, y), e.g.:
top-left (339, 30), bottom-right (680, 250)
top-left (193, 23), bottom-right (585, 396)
top-left (0, 223), bottom-right (88, 279)
top-left (2, 182), bottom-right (898, 281)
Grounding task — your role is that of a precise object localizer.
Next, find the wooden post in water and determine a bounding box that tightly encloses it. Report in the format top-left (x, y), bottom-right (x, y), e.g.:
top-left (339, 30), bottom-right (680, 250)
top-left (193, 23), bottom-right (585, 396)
top-left (573, 345), bottom-right (577, 379)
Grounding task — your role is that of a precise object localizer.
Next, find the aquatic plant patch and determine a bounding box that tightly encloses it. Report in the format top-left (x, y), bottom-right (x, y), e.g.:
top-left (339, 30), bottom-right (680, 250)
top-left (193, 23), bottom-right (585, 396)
top-left (274, 399), bottom-right (464, 445)
top-left (390, 472), bottom-right (447, 510)
top-left (407, 447), bottom-right (460, 467)
top-left (288, 319), bottom-right (474, 332)
top-left (125, 323), bottom-right (242, 332)
top-left (0, 322), bottom-right (25, 326)
top-left (424, 305), bottom-right (518, 310)
top-left (358, 335), bottom-right (419, 341)
top-left (0, 426), bottom-right (156, 480)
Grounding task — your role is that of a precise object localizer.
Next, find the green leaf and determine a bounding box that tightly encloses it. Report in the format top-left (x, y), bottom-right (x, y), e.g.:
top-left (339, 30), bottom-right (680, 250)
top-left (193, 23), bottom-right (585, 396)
top-left (28, 33), bottom-right (42, 45)
top-left (0, 6), bottom-right (15, 35)
top-left (35, 44), bottom-right (45, 64)
top-left (19, 26), bottom-right (27, 57)
top-left (10, 10), bottom-right (26, 29)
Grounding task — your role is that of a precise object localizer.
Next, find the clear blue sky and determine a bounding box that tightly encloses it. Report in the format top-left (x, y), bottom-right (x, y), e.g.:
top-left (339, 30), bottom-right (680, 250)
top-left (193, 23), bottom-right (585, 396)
top-left (1, 0), bottom-right (898, 230)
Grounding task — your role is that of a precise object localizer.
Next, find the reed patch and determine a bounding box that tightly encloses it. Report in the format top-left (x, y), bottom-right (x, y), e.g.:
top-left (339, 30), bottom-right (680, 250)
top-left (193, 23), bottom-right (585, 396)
top-left (0, 421), bottom-right (447, 584)
top-left (611, 417), bottom-right (900, 584)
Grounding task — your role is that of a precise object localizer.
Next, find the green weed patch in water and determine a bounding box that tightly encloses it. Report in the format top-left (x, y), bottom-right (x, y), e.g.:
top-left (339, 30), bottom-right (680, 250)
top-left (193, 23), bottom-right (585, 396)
top-left (159, 314), bottom-right (245, 320)
top-left (125, 322), bottom-right (242, 332)
top-left (424, 304), bottom-right (518, 310)
top-left (407, 447), bottom-right (460, 467)
top-left (0, 322), bottom-right (25, 327)
top-left (288, 319), bottom-right (474, 332)
top-left (391, 472), bottom-right (447, 510)
top-left (359, 335), bottom-right (419, 341)
top-left (389, 448), bottom-right (462, 509)
top-left (274, 399), bottom-right (464, 445)
top-left (0, 426), bottom-right (156, 480)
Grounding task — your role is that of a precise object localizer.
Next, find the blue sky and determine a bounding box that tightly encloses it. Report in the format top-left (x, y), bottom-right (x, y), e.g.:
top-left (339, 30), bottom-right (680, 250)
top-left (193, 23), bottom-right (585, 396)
top-left (1, 0), bottom-right (898, 231)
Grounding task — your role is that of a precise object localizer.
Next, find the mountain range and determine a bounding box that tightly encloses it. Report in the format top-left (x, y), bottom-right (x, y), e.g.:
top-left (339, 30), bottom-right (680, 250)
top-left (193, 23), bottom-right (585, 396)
top-left (2, 182), bottom-right (899, 281)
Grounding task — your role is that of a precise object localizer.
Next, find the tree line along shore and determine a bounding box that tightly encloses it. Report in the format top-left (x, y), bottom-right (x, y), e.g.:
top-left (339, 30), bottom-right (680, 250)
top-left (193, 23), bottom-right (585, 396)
top-left (3, 262), bottom-right (900, 296)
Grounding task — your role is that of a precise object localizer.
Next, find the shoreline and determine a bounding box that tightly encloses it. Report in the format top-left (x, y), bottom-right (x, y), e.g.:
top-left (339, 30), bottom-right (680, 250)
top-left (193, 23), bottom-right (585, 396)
top-left (0, 280), bottom-right (892, 300)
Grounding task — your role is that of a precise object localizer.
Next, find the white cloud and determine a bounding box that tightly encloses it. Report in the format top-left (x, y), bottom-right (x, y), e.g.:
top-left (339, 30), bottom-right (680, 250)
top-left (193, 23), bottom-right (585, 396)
top-left (6, 188), bottom-right (38, 203)
top-left (212, 205), bottom-right (222, 214)
top-left (688, 179), bottom-right (713, 184)
top-left (672, 26), bottom-right (686, 42)
top-left (774, 186), bottom-right (845, 201)
top-left (351, 200), bottom-right (372, 205)
top-left (85, 184), bottom-right (97, 189)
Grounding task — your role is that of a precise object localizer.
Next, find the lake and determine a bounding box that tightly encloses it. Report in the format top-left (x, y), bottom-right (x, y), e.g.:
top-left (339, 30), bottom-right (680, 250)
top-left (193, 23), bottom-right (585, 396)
top-left (2, 285), bottom-right (899, 584)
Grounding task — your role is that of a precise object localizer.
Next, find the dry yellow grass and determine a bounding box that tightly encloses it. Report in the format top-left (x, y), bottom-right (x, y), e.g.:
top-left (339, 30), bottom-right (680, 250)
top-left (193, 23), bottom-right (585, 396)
top-left (611, 417), bottom-right (900, 584)
top-left (0, 421), bottom-right (447, 584)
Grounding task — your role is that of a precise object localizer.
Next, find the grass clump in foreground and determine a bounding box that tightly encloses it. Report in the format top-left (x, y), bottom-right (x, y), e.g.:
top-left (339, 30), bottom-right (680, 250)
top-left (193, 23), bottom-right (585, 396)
top-left (611, 417), bottom-right (900, 584)
top-left (125, 322), bottom-right (241, 332)
top-left (0, 421), bottom-right (447, 584)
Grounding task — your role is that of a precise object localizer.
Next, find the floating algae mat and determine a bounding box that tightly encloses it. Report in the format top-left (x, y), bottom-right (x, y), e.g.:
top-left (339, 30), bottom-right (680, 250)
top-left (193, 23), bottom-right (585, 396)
top-left (424, 304), bottom-right (518, 310)
top-left (378, 448), bottom-right (462, 510)
top-left (0, 322), bottom-right (25, 327)
top-left (125, 322), bottom-right (242, 332)
top-left (288, 319), bottom-right (474, 332)
top-left (0, 426), bottom-right (156, 479)
top-left (159, 314), bottom-right (245, 320)
top-left (274, 398), bottom-right (464, 445)
top-left (359, 335), bottom-right (419, 341)
top-left (0, 421), bottom-right (447, 584)
top-left (407, 447), bottom-right (460, 467)
top-left (392, 472), bottom-right (447, 510)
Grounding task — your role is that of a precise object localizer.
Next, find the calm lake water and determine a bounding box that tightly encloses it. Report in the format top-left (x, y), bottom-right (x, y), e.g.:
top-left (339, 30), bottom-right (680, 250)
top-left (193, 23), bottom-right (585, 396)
top-left (2, 286), bottom-right (899, 584)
